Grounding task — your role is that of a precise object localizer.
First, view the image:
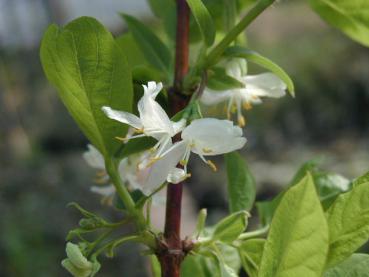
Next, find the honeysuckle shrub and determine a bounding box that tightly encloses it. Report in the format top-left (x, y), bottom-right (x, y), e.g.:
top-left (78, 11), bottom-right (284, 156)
top-left (40, 0), bottom-right (369, 276)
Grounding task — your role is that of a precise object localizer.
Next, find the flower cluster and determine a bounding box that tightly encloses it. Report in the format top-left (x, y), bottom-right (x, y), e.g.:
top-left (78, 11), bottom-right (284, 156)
top-left (201, 58), bottom-right (287, 126)
top-left (84, 59), bottom-right (286, 204)
top-left (96, 81), bottom-right (245, 197)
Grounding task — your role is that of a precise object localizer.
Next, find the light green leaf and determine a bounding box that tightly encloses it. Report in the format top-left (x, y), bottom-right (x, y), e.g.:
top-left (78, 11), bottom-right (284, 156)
top-left (194, 209), bottom-right (208, 238)
top-left (258, 174), bottom-right (329, 277)
top-left (40, 17), bottom-right (133, 156)
top-left (257, 160), bottom-right (351, 226)
top-left (121, 14), bottom-right (172, 73)
top-left (148, 0), bottom-right (176, 41)
top-left (212, 211), bottom-right (249, 243)
top-left (181, 253), bottom-right (216, 277)
top-left (325, 179), bottom-right (369, 268)
top-left (149, 255), bottom-right (161, 277)
top-left (353, 171), bottom-right (369, 185)
top-left (224, 46), bottom-right (295, 96)
top-left (238, 238), bottom-right (265, 277)
top-left (224, 152), bottom-right (256, 212)
top-left (207, 67), bottom-right (245, 91)
top-left (114, 137), bottom-right (156, 160)
top-left (309, 0), bottom-right (369, 47)
top-left (324, 254), bottom-right (369, 277)
top-left (115, 33), bottom-right (147, 69)
top-left (187, 0), bottom-right (216, 46)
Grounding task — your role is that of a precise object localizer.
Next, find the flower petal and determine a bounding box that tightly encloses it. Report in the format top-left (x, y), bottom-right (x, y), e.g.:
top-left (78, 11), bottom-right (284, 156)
top-left (181, 118), bottom-right (247, 156)
top-left (90, 185), bottom-right (116, 197)
top-left (138, 95), bottom-right (174, 137)
top-left (226, 58), bottom-right (247, 79)
top-left (243, 73), bottom-right (287, 98)
top-left (200, 88), bottom-right (232, 105)
top-left (83, 144), bottom-right (105, 170)
top-left (139, 141), bottom-right (187, 194)
top-left (167, 168), bottom-right (187, 184)
top-left (143, 81), bottom-right (163, 99)
top-left (102, 106), bottom-right (143, 129)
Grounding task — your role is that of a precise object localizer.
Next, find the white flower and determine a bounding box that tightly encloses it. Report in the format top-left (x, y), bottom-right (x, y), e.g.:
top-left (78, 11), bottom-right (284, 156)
top-left (102, 81), bottom-right (185, 157)
top-left (201, 58), bottom-right (287, 126)
top-left (83, 144), bottom-right (181, 205)
top-left (157, 118), bottom-right (247, 183)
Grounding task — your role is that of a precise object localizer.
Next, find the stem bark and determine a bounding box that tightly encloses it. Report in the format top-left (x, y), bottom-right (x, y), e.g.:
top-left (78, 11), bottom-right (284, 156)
top-left (157, 0), bottom-right (190, 276)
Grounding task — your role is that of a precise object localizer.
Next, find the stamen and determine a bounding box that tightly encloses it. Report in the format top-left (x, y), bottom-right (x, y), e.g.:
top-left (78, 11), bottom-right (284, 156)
top-left (96, 170), bottom-right (106, 177)
top-left (94, 177), bottom-right (108, 184)
top-left (180, 160), bottom-right (188, 166)
top-left (238, 115), bottom-right (246, 127)
top-left (145, 157), bottom-right (161, 168)
top-left (202, 148), bottom-right (212, 154)
top-left (243, 101), bottom-right (253, 110)
top-left (115, 133), bottom-right (146, 142)
top-left (207, 160), bottom-right (217, 172)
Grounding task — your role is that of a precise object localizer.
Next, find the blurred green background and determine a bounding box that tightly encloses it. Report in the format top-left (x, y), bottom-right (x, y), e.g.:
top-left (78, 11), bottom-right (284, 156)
top-left (0, 0), bottom-right (368, 276)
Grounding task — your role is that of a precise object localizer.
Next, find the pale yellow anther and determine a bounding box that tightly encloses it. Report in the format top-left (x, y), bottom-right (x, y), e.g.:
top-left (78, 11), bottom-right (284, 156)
top-left (202, 148), bottom-right (212, 154)
top-left (186, 173), bottom-right (192, 178)
top-left (231, 104), bottom-right (237, 113)
top-left (238, 115), bottom-right (246, 127)
top-left (96, 170), bottom-right (106, 177)
top-left (146, 157), bottom-right (161, 168)
top-left (243, 101), bottom-right (253, 110)
top-left (94, 177), bottom-right (107, 184)
top-left (207, 160), bottom-right (217, 172)
top-left (180, 160), bottom-right (188, 166)
top-left (135, 128), bottom-right (144, 134)
top-left (149, 147), bottom-right (156, 153)
top-left (115, 136), bottom-right (128, 142)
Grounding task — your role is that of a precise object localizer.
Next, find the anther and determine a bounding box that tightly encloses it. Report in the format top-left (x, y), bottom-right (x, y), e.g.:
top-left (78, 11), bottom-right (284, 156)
top-left (207, 160), bottom-right (217, 172)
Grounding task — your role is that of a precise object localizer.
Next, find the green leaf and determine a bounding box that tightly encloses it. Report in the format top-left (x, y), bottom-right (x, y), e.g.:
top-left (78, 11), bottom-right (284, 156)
top-left (187, 0), bottom-right (216, 46)
top-left (149, 255), bottom-right (161, 277)
top-left (309, 0), bottom-right (369, 47)
top-left (257, 160), bottom-right (351, 226)
top-left (325, 179), bottom-right (369, 268)
top-left (324, 254), bottom-right (369, 277)
top-left (114, 137), bottom-right (156, 160)
top-left (238, 238), bottom-right (265, 277)
top-left (212, 211), bottom-right (249, 243)
top-left (224, 152), bottom-right (256, 212)
top-left (40, 17), bottom-right (133, 157)
top-left (121, 14), bottom-right (172, 73)
top-left (182, 253), bottom-right (216, 277)
top-left (115, 33), bottom-right (147, 68)
top-left (224, 46), bottom-right (295, 96)
top-left (194, 209), bottom-right (208, 238)
top-left (148, 0), bottom-right (176, 41)
top-left (258, 174), bottom-right (329, 277)
top-left (207, 67), bottom-right (245, 91)
top-left (353, 171), bottom-right (369, 185)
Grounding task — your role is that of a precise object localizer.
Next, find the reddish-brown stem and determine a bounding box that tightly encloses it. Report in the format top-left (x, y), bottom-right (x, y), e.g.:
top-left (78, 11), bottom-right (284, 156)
top-left (157, 0), bottom-right (191, 276)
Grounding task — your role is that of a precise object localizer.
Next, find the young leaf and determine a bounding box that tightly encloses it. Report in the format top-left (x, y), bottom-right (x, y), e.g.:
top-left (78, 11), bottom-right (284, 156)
top-left (187, 0), bottom-right (216, 46)
top-left (224, 152), bottom-right (256, 212)
top-left (309, 0), bottom-right (369, 47)
top-left (324, 254), bottom-right (369, 277)
top-left (207, 67), bottom-right (245, 91)
top-left (238, 239), bottom-right (265, 277)
top-left (40, 17), bottom-right (133, 156)
top-left (212, 211), bottom-right (249, 243)
top-left (224, 46), bottom-right (295, 96)
top-left (256, 160), bottom-right (351, 226)
top-left (325, 179), bottom-right (369, 268)
top-left (121, 14), bottom-right (172, 73)
top-left (258, 174), bottom-right (329, 277)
